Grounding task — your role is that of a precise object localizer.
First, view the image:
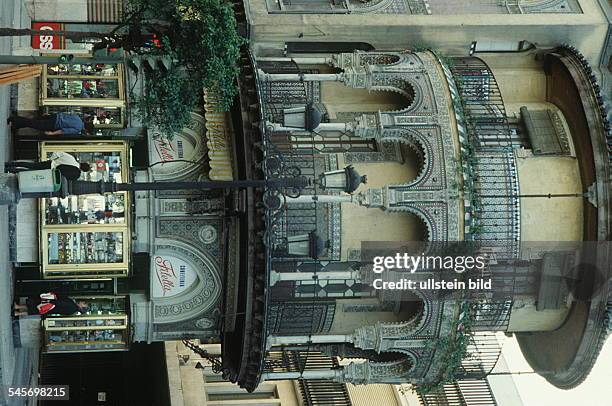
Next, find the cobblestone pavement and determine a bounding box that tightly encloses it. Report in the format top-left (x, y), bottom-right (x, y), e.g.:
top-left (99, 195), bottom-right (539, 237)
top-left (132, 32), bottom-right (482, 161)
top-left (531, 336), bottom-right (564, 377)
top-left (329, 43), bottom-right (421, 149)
top-left (1, 2), bottom-right (37, 405)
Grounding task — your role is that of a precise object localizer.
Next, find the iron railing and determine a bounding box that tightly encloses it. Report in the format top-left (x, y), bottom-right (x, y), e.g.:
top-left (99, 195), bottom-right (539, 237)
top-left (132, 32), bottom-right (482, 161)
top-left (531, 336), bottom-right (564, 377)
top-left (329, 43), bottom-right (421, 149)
top-left (263, 351), bottom-right (338, 373)
top-left (264, 351), bottom-right (353, 406)
top-left (450, 58), bottom-right (513, 152)
top-left (457, 332), bottom-right (504, 380)
top-left (470, 301), bottom-right (513, 332)
top-left (299, 379), bottom-right (353, 406)
top-left (418, 378), bottom-right (498, 406)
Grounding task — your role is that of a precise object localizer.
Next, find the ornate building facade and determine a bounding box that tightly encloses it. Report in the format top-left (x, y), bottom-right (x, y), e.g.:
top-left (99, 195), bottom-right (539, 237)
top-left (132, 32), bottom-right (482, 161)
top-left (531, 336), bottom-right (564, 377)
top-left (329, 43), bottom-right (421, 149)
top-left (216, 3), bottom-right (611, 392)
top-left (9, 0), bottom-right (610, 402)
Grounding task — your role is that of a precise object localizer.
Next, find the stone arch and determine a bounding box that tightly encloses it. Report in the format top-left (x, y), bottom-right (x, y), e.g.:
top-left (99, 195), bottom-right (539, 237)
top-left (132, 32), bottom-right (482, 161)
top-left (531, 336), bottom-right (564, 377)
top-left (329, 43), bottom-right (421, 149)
top-left (379, 290), bottom-right (434, 339)
top-left (274, 0), bottom-right (396, 14)
top-left (152, 238), bottom-right (222, 324)
top-left (355, 53), bottom-right (402, 66)
top-left (379, 129), bottom-right (433, 187)
top-left (350, 0), bottom-right (397, 13)
top-left (387, 205), bottom-right (435, 242)
top-left (521, 0), bottom-right (575, 12)
top-left (398, 291), bottom-right (427, 327)
top-left (369, 78), bottom-right (422, 112)
top-left (321, 84), bottom-right (415, 116)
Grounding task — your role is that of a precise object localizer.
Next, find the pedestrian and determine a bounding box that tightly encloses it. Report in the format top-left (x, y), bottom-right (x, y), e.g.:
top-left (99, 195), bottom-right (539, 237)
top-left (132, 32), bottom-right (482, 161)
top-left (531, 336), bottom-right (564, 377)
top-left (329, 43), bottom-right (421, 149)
top-left (6, 151), bottom-right (91, 180)
top-left (14, 293), bottom-right (89, 317)
top-left (7, 112), bottom-right (94, 136)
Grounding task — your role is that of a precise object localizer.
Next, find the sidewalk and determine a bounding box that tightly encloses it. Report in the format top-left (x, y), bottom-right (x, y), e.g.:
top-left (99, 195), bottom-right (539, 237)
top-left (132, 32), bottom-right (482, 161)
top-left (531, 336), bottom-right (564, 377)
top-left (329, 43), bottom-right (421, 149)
top-left (0, 1), bottom-right (38, 405)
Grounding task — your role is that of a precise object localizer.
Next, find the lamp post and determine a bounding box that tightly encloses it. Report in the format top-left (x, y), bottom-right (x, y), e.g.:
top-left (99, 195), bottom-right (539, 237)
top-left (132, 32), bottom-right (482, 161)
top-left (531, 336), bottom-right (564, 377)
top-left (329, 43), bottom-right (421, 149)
top-left (318, 165), bottom-right (367, 194)
top-left (61, 165), bottom-right (366, 197)
top-left (66, 177), bottom-right (312, 197)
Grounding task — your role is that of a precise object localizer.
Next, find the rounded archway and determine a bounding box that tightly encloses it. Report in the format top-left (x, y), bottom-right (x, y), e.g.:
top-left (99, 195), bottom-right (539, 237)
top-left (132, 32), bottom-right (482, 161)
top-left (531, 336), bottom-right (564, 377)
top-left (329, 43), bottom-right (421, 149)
top-left (341, 210), bottom-right (431, 257)
top-left (321, 85), bottom-right (414, 117)
top-left (398, 291), bottom-right (425, 324)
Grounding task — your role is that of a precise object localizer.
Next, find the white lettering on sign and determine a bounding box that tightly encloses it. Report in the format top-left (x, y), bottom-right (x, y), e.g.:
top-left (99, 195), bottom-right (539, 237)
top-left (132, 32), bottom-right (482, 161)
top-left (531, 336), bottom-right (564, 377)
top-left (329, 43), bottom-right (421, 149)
top-left (39, 26), bottom-right (55, 50)
top-left (32, 22), bottom-right (62, 50)
top-left (152, 255), bottom-right (198, 298)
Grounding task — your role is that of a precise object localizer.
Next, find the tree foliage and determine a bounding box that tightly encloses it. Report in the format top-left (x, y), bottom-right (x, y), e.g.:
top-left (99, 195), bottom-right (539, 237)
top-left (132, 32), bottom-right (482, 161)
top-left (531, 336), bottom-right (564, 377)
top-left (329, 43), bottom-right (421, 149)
top-left (0, 0), bottom-right (244, 134)
top-left (124, 0), bottom-right (245, 134)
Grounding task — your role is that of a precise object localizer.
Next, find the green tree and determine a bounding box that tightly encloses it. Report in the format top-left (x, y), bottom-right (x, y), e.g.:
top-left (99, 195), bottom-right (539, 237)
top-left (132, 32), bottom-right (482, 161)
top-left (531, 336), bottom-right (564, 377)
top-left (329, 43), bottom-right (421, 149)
top-left (0, 0), bottom-right (245, 135)
top-left (124, 0), bottom-right (245, 134)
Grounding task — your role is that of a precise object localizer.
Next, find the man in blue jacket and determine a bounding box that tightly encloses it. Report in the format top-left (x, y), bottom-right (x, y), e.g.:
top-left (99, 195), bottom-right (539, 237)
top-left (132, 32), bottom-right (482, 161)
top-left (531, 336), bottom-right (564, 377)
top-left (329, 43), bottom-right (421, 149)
top-left (7, 112), bottom-right (93, 135)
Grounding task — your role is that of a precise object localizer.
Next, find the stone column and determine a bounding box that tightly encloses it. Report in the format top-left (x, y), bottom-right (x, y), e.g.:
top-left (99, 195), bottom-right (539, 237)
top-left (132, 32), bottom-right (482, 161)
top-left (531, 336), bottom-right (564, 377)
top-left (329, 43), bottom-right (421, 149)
top-left (257, 57), bottom-right (333, 65)
top-left (314, 123), bottom-right (353, 132)
top-left (258, 70), bottom-right (344, 83)
top-left (270, 270), bottom-right (360, 286)
top-left (261, 370), bottom-right (341, 381)
top-left (285, 194), bottom-right (355, 204)
top-left (267, 334), bottom-right (354, 348)
top-left (266, 122), bottom-right (352, 133)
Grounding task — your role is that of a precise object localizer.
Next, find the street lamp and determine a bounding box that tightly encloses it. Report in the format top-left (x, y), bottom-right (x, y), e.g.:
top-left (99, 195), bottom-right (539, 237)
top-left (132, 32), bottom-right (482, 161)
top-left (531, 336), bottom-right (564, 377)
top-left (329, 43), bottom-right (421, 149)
top-left (281, 102), bottom-right (322, 132)
top-left (318, 165), bottom-right (367, 194)
top-left (284, 231), bottom-right (329, 259)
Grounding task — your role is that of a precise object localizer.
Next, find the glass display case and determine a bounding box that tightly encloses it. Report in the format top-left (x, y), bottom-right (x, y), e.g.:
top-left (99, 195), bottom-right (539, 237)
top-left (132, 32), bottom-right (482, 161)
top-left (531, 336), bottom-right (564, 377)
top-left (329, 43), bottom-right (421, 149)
top-left (46, 78), bottom-right (120, 99)
top-left (44, 194), bottom-right (126, 225)
top-left (43, 296), bottom-right (129, 353)
top-left (47, 231), bottom-right (124, 265)
top-left (43, 106), bottom-right (125, 131)
top-left (40, 141), bottom-right (131, 279)
top-left (46, 63), bottom-right (119, 77)
top-left (41, 62), bottom-right (126, 135)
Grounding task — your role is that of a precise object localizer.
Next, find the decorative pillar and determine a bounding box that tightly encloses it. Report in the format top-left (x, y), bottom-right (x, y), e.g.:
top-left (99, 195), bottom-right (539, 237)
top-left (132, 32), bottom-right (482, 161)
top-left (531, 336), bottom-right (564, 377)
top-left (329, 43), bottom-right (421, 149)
top-left (285, 188), bottom-right (386, 209)
top-left (266, 122), bottom-right (352, 133)
top-left (257, 57), bottom-right (333, 65)
top-left (267, 334), bottom-right (354, 348)
top-left (258, 70), bottom-right (344, 83)
top-left (270, 270), bottom-right (360, 286)
top-left (285, 194), bottom-right (356, 204)
top-left (313, 122), bottom-right (354, 132)
top-left (261, 370), bottom-right (342, 381)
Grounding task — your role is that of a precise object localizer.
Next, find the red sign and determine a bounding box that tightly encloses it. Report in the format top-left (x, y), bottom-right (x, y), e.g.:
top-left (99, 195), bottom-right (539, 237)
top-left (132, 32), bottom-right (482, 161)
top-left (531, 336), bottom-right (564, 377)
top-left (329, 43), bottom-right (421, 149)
top-left (31, 22), bottom-right (63, 50)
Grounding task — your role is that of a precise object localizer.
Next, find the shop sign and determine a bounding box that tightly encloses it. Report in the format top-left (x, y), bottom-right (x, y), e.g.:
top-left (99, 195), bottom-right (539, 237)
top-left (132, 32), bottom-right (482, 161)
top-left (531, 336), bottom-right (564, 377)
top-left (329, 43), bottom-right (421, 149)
top-left (31, 22), bottom-right (63, 50)
top-left (150, 132), bottom-right (201, 166)
top-left (152, 135), bottom-right (183, 163)
top-left (148, 113), bottom-right (206, 178)
top-left (152, 255), bottom-right (198, 298)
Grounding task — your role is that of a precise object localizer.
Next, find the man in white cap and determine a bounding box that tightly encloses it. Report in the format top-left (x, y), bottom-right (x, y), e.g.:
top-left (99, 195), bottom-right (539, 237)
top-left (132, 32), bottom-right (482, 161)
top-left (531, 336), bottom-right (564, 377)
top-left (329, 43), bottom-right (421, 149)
top-left (6, 152), bottom-right (91, 180)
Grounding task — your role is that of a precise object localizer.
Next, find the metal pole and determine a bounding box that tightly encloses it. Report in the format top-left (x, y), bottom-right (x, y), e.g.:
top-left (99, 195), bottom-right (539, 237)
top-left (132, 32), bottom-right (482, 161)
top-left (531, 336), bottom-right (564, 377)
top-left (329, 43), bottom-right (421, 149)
top-left (0, 28), bottom-right (111, 40)
top-left (268, 335), bottom-right (354, 347)
top-left (0, 55), bottom-right (124, 65)
top-left (66, 177), bottom-right (311, 196)
top-left (487, 370), bottom-right (537, 376)
top-left (516, 193), bottom-right (584, 198)
top-left (261, 370), bottom-right (340, 381)
top-left (286, 194), bottom-right (355, 204)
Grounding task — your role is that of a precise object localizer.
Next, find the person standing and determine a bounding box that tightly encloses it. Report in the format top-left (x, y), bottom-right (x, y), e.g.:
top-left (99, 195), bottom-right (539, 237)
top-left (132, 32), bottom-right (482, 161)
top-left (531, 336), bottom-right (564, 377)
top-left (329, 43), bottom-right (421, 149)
top-left (7, 112), bottom-right (93, 135)
top-left (6, 151), bottom-right (91, 180)
top-left (14, 293), bottom-right (89, 317)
